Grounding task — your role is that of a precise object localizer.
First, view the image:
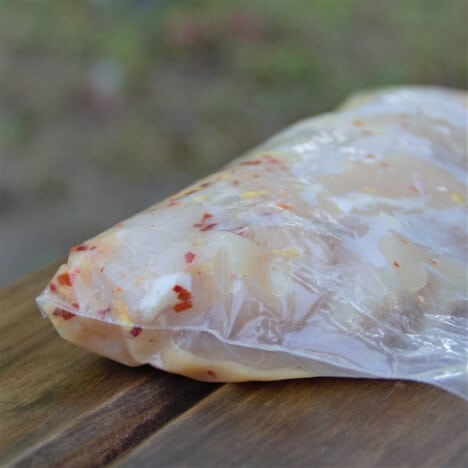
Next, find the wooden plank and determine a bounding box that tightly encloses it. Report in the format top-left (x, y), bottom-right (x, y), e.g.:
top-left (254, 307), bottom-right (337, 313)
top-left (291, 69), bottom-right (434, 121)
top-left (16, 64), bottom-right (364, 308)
top-left (2, 262), bottom-right (467, 467)
top-left (0, 262), bottom-right (219, 467)
top-left (117, 378), bottom-right (468, 468)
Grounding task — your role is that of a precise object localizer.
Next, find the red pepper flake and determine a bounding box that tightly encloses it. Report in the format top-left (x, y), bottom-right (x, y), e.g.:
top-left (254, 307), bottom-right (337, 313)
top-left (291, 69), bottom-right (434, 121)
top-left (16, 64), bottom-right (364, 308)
top-left (116, 287), bottom-right (123, 292)
top-left (52, 308), bottom-right (76, 320)
top-left (173, 284), bottom-right (192, 300)
top-left (129, 326), bottom-right (142, 337)
top-left (49, 282), bottom-right (57, 293)
top-left (200, 223), bottom-right (217, 232)
top-left (429, 258), bottom-right (438, 266)
top-left (100, 267), bottom-right (105, 273)
top-left (200, 182), bottom-right (211, 188)
top-left (173, 284), bottom-right (184, 293)
top-left (393, 261), bottom-right (400, 268)
top-left (264, 155), bottom-right (280, 163)
top-left (57, 272), bottom-right (72, 287)
top-left (172, 285), bottom-right (193, 311)
top-left (178, 291), bottom-right (192, 301)
top-left (239, 160), bottom-right (261, 166)
top-left (361, 129), bottom-right (374, 136)
top-left (184, 251), bottom-right (196, 264)
top-left (379, 162), bottom-right (390, 168)
top-left (71, 244), bottom-right (96, 252)
top-left (193, 213), bottom-right (217, 232)
top-left (232, 179), bottom-right (240, 185)
top-left (409, 185), bottom-right (419, 193)
top-left (353, 119), bottom-right (364, 127)
top-left (174, 301), bottom-right (193, 313)
top-left (277, 203), bottom-right (293, 210)
top-left (168, 200), bottom-right (180, 207)
top-left (72, 302), bottom-right (79, 309)
top-left (97, 307), bottom-right (111, 318)
top-left (207, 370), bottom-right (217, 377)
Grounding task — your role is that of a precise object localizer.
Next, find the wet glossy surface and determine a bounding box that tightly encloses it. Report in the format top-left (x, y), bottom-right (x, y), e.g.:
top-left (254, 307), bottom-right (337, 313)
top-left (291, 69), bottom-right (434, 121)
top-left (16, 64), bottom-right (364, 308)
top-left (37, 87), bottom-right (467, 398)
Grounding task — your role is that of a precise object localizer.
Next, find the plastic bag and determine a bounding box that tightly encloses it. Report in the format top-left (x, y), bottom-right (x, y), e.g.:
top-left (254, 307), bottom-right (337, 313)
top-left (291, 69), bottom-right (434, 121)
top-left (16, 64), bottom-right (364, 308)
top-left (37, 87), bottom-right (467, 399)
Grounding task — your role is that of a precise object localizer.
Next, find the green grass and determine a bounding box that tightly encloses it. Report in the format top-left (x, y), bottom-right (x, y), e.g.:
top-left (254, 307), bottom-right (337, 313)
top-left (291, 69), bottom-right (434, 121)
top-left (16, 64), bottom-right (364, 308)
top-left (1, 0), bottom-right (466, 178)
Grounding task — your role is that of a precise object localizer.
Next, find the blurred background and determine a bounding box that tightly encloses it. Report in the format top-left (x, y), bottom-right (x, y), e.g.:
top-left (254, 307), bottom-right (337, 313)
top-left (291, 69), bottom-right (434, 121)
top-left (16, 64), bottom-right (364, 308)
top-left (0, 0), bottom-right (466, 287)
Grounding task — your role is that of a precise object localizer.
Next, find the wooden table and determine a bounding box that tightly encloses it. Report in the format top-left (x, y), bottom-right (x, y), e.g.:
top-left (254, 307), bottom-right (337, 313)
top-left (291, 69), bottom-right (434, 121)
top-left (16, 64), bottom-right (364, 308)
top-left (1, 262), bottom-right (467, 467)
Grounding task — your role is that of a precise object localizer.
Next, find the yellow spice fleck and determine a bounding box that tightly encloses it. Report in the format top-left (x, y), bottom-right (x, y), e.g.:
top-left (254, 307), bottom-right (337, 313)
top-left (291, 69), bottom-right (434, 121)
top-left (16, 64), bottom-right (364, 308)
top-left (272, 248), bottom-right (300, 258)
top-left (113, 299), bottom-right (133, 330)
top-left (450, 193), bottom-right (464, 205)
top-left (361, 186), bottom-right (375, 193)
top-left (240, 190), bottom-right (267, 199)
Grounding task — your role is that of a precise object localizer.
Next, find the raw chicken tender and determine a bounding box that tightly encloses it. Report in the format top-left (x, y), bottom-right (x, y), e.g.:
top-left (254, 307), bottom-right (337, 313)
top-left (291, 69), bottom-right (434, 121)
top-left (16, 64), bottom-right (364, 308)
top-left (37, 87), bottom-right (468, 399)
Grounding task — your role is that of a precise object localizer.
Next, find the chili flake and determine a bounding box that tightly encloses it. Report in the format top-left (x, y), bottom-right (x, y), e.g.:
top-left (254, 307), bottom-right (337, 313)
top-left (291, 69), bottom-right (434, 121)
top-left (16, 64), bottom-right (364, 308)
top-left (172, 285), bottom-right (193, 312)
top-left (97, 307), bottom-right (111, 318)
top-left (184, 251), bottom-right (196, 264)
top-left (71, 244), bottom-right (96, 252)
top-left (129, 326), bottom-right (142, 337)
top-left (57, 272), bottom-right (72, 287)
top-left (393, 261), bottom-right (400, 268)
top-left (173, 284), bottom-right (192, 300)
top-left (239, 160), bottom-right (261, 166)
top-left (178, 291), bottom-right (192, 301)
top-left (174, 301), bottom-right (193, 313)
top-left (264, 155), bottom-right (280, 164)
top-left (200, 223), bottom-right (217, 231)
top-left (52, 308), bottom-right (76, 320)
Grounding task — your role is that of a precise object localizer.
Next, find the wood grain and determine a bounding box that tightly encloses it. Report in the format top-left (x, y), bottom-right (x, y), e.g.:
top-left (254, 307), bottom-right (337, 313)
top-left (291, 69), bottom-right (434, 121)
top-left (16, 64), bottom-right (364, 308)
top-left (0, 262), bottom-right (218, 467)
top-left (117, 379), bottom-right (468, 468)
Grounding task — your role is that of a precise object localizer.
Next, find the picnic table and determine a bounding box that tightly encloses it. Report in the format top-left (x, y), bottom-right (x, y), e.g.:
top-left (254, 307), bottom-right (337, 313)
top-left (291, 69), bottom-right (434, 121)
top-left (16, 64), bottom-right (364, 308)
top-left (1, 261), bottom-right (467, 467)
